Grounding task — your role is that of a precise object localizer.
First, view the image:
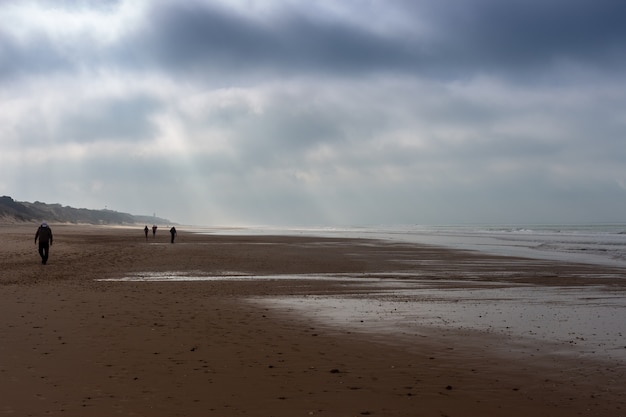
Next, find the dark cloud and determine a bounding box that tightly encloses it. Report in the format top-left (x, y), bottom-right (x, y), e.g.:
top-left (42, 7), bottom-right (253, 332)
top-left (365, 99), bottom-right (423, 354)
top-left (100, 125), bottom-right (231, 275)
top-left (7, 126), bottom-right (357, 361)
top-left (29, 0), bottom-right (121, 7)
top-left (0, 30), bottom-right (73, 80)
top-left (3, 0), bottom-right (626, 225)
top-left (232, 101), bottom-right (349, 167)
top-left (119, 2), bottom-right (414, 79)
top-left (416, 0), bottom-right (626, 74)
top-left (12, 94), bottom-right (161, 146)
top-left (3, 0), bottom-right (626, 82)
top-left (126, 3), bottom-right (269, 71)
top-left (115, 0), bottom-right (626, 81)
top-left (57, 96), bottom-right (161, 144)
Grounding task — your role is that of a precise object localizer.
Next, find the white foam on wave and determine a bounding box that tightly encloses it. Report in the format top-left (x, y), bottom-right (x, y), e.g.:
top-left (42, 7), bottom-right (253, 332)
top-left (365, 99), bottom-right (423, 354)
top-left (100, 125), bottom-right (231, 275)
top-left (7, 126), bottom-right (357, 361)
top-left (191, 223), bottom-right (626, 268)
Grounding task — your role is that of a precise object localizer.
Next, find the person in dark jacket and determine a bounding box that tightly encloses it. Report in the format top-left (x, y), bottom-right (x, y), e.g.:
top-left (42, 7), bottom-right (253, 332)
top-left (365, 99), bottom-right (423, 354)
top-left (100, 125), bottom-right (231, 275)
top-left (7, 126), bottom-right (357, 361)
top-left (170, 226), bottom-right (177, 243)
top-left (34, 222), bottom-right (53, 265)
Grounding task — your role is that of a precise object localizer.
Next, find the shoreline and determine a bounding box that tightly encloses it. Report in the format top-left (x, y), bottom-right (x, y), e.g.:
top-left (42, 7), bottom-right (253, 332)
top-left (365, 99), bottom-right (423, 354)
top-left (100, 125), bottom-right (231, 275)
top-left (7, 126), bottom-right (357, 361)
top-left (2, 224), bottom-right (625, 416)
top-left (189, 223), bottom-right (626, 269)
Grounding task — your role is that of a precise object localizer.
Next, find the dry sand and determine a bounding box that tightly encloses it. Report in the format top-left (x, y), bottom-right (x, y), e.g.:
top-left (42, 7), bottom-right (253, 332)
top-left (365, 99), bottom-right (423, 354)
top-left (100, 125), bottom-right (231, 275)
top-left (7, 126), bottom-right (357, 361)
top-left (1, 223), bottom-right (625, 416)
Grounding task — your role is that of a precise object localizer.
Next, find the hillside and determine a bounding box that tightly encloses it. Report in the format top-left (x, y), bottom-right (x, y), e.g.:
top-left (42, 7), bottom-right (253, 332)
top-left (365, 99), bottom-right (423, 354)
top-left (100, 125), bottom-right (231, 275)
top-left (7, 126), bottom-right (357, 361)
top-left (0, 196), bottom-right (173, 225)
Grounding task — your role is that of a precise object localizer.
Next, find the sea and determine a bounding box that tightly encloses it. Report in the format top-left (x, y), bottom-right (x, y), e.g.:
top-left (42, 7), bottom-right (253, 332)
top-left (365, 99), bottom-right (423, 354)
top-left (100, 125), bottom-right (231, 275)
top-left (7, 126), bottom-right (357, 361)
top-left (222, 223), bottom-right (626, 362)
top-left (197, 223), bottom-right (626, 269)
top-left (135, 223), bottom-right (626, 362)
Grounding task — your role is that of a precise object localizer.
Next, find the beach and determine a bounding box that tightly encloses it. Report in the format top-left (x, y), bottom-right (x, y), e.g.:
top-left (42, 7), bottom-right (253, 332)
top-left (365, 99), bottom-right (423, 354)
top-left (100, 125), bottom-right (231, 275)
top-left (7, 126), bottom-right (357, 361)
top-left (1, 224), bottom-right (625, 416)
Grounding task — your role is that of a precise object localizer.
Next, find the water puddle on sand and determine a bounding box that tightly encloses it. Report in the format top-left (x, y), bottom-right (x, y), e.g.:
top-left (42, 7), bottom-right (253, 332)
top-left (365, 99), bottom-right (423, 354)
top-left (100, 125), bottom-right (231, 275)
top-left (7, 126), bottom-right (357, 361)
top-left (98, 271), bottom-right (382, 282)
top-left (100, 271), bottom-right (626, 363)
top-left (256, 286), bottom-right (626, 362)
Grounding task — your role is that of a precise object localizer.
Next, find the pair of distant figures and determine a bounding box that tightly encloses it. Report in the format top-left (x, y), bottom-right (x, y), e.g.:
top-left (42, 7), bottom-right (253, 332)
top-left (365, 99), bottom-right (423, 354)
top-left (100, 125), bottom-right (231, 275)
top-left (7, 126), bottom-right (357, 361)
top-left (144, 225), bottom-right (177, 243)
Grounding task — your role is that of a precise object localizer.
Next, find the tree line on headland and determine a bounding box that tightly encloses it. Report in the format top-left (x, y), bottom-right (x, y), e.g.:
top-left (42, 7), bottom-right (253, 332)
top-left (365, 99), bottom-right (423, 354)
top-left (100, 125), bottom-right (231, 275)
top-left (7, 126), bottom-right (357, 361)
top-left (0, 195), bottom-right (172, 225)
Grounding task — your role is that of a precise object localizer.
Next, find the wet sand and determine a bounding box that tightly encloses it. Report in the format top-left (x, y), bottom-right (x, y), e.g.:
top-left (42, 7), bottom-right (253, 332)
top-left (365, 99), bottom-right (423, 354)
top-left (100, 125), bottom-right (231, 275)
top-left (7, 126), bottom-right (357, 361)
top-left (1, 223), bottom-right (625, 416)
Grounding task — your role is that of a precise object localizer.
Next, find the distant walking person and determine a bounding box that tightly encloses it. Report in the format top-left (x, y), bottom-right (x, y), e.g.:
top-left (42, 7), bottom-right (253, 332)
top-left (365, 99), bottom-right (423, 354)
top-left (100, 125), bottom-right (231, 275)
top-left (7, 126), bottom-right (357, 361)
top-left (170, 226), bottom-right (177, 243)
top-left (34, 222), bottom-right (53, 265)
top-left (152, 224), bottom-right (157, 238)
top-left (144, 225), bottom-right (149, 241)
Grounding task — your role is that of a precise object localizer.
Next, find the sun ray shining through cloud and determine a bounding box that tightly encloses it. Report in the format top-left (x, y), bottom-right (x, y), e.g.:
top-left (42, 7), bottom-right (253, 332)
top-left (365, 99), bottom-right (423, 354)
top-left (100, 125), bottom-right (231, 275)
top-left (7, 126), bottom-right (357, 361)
top-left (2, 0), bottom-right (626, 225)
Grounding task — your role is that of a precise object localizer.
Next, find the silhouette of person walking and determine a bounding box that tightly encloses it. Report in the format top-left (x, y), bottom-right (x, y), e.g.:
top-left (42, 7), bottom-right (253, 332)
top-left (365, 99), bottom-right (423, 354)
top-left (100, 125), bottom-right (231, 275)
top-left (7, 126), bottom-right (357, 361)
top-left (170, 226), bottom-right (177, 243)
top-left (144, 225), bottom-right (149, 241)
top-left (152, 224), bottom-right (157, 238)
top-left (35, 222), bottom-right (53, 265)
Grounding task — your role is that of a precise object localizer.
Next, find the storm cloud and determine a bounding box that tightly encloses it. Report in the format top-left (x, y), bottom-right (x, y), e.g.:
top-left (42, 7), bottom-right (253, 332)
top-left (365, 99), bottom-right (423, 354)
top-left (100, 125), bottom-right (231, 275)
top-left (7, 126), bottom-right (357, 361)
top-left (1, 0), bottom-right (625, 225)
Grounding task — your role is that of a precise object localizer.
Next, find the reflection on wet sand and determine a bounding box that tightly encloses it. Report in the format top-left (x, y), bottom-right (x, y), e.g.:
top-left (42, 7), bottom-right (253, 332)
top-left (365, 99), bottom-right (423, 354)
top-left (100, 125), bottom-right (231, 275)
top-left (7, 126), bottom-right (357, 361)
top-left (103, 270), bottom-right (626, 363)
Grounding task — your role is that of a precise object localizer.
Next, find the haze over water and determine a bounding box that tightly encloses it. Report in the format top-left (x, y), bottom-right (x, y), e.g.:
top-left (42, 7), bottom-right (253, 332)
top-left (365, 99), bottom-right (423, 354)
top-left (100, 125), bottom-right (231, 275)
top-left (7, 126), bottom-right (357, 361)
top-left (198, 223), bottom-right (626, 268)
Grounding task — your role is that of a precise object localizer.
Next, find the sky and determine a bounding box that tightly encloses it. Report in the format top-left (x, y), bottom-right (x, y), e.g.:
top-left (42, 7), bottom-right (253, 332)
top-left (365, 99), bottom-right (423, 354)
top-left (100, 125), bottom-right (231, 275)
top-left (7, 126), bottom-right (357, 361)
top-left (1, 0), bottom-right (626, 226)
